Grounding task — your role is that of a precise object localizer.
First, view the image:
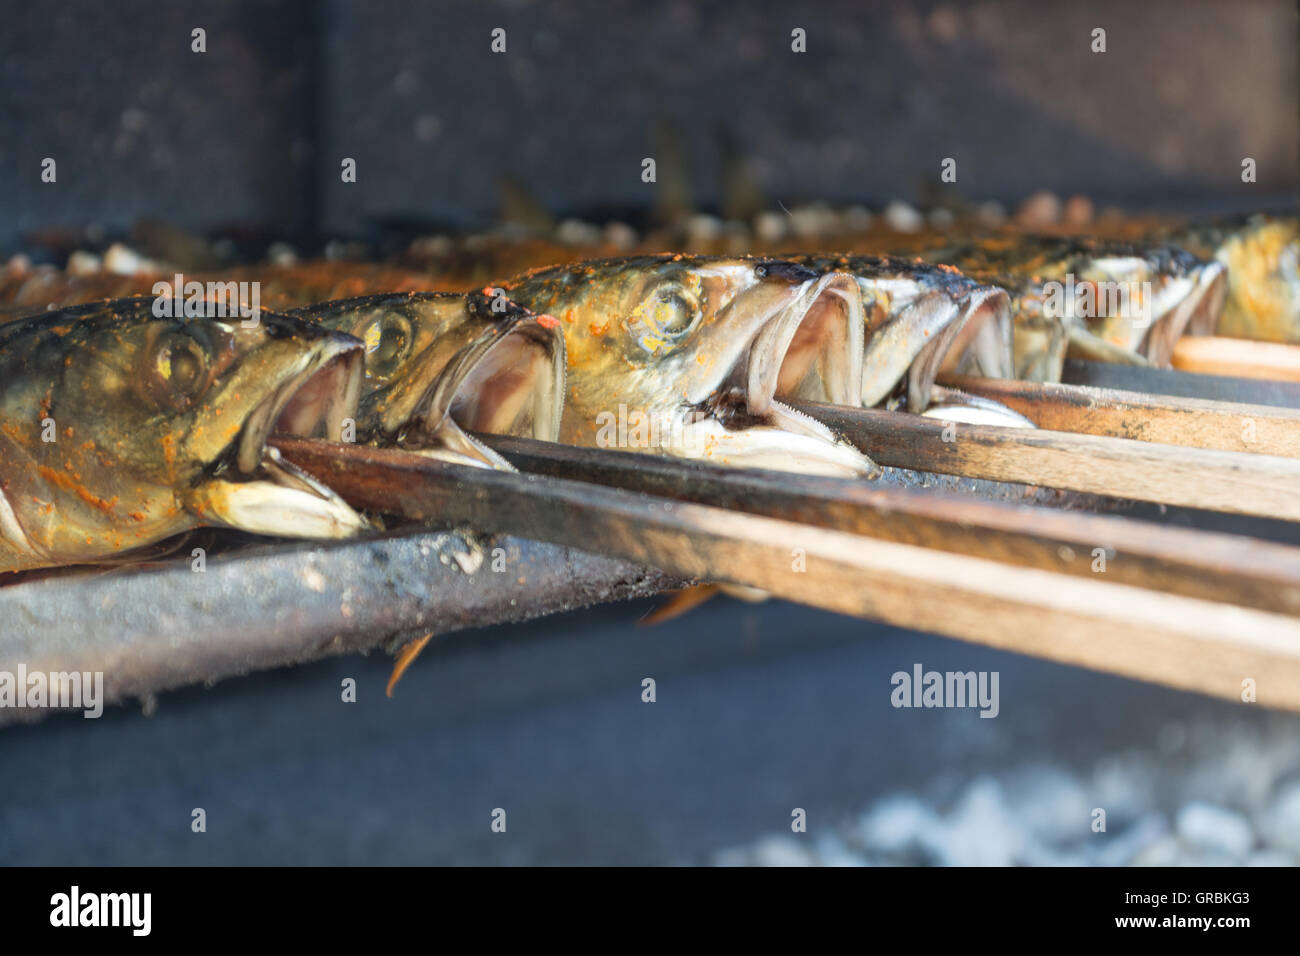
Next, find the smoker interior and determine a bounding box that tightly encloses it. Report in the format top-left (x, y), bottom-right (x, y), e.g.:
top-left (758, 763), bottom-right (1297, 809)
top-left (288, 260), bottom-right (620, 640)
top-left (1, 0), bottom-right (1299, 866)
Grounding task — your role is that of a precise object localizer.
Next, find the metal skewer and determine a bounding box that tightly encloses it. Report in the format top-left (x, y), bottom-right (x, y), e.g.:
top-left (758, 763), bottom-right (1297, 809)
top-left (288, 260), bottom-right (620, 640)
top-left (0, 529), bottom-right (679, 723)
top-left (1062, 359), bottom-right (1300, 408)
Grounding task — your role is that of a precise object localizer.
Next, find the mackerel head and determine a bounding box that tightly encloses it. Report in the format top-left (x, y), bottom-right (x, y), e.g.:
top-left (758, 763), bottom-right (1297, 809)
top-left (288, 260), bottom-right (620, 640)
top-left (291, 291), bottom-right (566, 470)
top-left (1167, 215), bottom-right (1299, 345)
top-left (785, 254), bottom-right (1014, 411)
top-left (503, 255), bottom-right (877, 476)
top-left (923, 236), bottom-right (1227, 382)
top-left (0, 297), bottom-right (366, 574)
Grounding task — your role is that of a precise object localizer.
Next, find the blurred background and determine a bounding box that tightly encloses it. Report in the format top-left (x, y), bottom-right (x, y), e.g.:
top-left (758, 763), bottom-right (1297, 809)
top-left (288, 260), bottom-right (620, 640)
top-left (0, 0), bottom-right (1298, 865)
top-left (0, 0), bottom-right (1294, 253)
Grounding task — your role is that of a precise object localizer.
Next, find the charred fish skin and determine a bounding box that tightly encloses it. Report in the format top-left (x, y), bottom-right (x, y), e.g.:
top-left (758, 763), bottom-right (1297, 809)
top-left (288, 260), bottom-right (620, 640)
top-left (917, 238), bottom-right (1079, 382)
top-left (921, 236), bottom-right (1227, 381)
top-left (781, 254), bottom-right (1014, 411)
top-left (502, 255), bottom-right (877, 477)
top-left (0, 260), bottom-right (439, 316)
top-left (0, 297), bottom-right (367, 574)
top-left (1167, 215), bottom-right (1300, 345)
top-left (289, 290), bottom-right (566, 469)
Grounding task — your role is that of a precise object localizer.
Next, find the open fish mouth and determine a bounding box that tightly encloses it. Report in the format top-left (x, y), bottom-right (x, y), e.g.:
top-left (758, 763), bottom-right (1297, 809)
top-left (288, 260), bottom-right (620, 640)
top-left (1063, 260), bottom-right (1228, 369)
top-left (774, 256), bottom-right (1012, 413)
top-left (904, 287), bottom-right (1012, 413)
top-left (743, 270), bottom-right (864, 414)
top-left (680, 270), bottom-right (877, 477)
top-left (204, 334), bottom-right (368, 539)
top-left (1138, 261), bottom-right (1227, 366)
top-left (237, 344), bottom-right (364, 474)
top-left (410, 314), bottom-right (566, 470)
top-left (855, 285), bottom-right (1012, 413)
top-left (933, 288), bottom-right (1014, 382)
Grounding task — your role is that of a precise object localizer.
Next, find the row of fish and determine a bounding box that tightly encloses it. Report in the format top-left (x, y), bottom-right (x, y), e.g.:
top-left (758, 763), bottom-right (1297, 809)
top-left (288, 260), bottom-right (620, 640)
top-left (1, 216), bottom-right (1294, 573)
top-left (0, 292), bottom-right (563, 573)
top-left (0, 251), bottom-right (1016, 572)
top-left (2, 215), bottom-right (1296, 355)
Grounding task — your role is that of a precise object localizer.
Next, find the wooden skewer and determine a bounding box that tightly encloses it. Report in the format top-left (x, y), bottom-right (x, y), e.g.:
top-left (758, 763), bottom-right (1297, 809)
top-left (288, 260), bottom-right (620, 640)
top-left (939, 374), bottom-right (1300, 458)
top-left (479, 433), bottom-right (1300, 617)
top-left (272, 437), bottom-right (1300, 710)
top-left (788, 400), bottom-right (1300, 522)
top-left (1172, 336), bottom-right (1300, 383)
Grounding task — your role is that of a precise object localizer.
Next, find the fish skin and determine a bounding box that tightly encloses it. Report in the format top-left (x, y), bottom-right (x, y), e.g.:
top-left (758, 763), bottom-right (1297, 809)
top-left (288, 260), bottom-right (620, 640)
top-left (1166, 215), bottom-right (1300, 345)
top-left (0, 271), bottom-right (571, 469)
top-left (919, 235), bottom-right (1226, 382)
top-left (290, 290), bottom-right (566, 469)
top-left (0, 296), bottom-right (366, 574)
top-left (0, 262), bottom-right (440, 317)
top-left (502, 255), bottom-right (878, 477)
top-left (782, 254), bottom-right (1014, 410)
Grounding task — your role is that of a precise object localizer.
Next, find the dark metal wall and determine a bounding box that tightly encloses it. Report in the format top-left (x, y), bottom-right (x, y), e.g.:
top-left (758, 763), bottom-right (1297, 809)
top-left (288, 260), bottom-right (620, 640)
top-left (1, 0), bottom-right (1296, 248)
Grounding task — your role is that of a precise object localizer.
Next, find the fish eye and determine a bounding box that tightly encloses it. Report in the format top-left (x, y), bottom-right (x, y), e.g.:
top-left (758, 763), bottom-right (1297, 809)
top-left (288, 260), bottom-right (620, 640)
top-left (358, 313), bottom-right (413, 379)
top-left (638, 285), bottom-right (701, 340)
top-left (143, 328), bottom-right (213, 410)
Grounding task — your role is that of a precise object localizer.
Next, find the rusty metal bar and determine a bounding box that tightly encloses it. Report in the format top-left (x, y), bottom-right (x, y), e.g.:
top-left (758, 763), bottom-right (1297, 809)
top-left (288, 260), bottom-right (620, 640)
top-left (0, 530), bottom-right (680, 724)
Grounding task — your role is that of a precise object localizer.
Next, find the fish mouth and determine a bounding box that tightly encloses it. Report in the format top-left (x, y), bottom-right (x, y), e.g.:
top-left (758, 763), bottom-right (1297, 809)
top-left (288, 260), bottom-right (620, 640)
top-left (918, 287), bottom-right (1013, 410)
top-left (201, 334), bottom-right (369, 540)
top-left (1064, 261), bottom-right (1229, 368)
top-left (1141, 261), bottom-right (1227, 365)
top-left (237, 340), bottom-right (364, 475)
top-left (680, 271), bottom-right (877, 477)
top-left (852, 281), bottom-right (1012, 412)
top-left (935, 288), bottom-right (1014, 379)
top-left (744, 271), bottom-right (865, 415)
top-left (411, 315), bottom-right (566, 470)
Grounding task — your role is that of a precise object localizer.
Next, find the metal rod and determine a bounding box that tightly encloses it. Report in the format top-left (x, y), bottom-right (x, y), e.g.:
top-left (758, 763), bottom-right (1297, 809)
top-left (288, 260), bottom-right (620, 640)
top-left (0, 530), bottom-right (681, 725)
top-left (1062, 358), bottom-right (1300, 409)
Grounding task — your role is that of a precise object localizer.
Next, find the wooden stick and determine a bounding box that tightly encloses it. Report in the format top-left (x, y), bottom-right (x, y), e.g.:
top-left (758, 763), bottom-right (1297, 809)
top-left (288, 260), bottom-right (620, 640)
top-left (480, 433), bottom-right (1300, 616)
top-left (940, 374), bottom-right (1300, 458)
top-left (1172, 336), bottom-right (1300, 383)
top-left (788, 400), bottom-right (1300, 522)
top-left (272, 437), bottom-right (1300, 710)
